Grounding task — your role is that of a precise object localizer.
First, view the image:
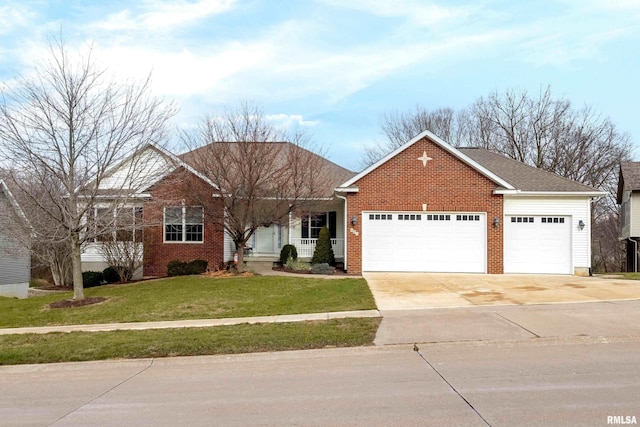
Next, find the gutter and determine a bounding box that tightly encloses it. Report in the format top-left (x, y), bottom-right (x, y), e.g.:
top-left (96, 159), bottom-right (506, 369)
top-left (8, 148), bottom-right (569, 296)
top-left (336, 193), bottom-right (348, 272)
top-left (495, 189), bottom-right (607, 197)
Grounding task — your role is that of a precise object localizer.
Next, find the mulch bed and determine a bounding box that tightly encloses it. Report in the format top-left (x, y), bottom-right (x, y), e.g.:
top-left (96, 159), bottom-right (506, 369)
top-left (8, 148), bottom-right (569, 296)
top-left (272, 266), bottom-right (354, 276)
top-left (204, 270), bottom-right (255, 278)
top-left (37, 285), bottom-right (73, 291)
top-left (48, 297), bottom-right (107, 309)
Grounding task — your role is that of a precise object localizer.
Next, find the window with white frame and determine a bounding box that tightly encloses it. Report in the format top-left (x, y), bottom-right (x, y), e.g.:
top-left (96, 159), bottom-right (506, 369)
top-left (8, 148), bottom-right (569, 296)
top-left (164, 206), bottom-right (203, 242)
top-left (92, 206), bottom-right (143, 242)
top-left (302, 211), bottom-right (337, 239)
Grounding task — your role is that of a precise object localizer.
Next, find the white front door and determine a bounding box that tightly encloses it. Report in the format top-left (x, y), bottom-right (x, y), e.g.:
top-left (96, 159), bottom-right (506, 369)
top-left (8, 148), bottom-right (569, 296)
top-left (254, 226), bottom-right (280, 254)
top-left (362, 212), bottom-right (486, 273)
top-left (504, 216), bottom-right (572, 274)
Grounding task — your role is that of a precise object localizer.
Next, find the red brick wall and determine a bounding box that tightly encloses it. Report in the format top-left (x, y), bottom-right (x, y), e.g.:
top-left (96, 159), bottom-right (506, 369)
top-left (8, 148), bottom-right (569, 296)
top-left (345, 137), bottom-right (504, 274)
top-left (142, 168), bottom-right (225, 277)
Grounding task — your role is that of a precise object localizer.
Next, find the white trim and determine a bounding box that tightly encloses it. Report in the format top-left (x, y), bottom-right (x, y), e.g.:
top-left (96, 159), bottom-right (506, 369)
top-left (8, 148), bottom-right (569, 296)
top-left (336, 194), bottom-right (348, 269)
top-left (163, 205), bottom-right (205, 244)
top-left (336, 130), bottom-right (514, 190)
top-left (494, 189), bottom-right (606, 197)
top-left (334, 187), bottom-right (359, 193)
top-left (0, 180), bottom-right (28, 223)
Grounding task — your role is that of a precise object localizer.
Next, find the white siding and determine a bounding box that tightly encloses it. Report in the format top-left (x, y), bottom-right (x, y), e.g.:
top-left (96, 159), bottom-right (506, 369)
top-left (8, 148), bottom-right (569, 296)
top-left (99, 147), bottom-right (174, 192)
top-left (504, 196), bottom-right (592, 270)
top-left (0, 238), bottom-right (30, 286)
top-left (630, 193), bottom-right (640, 238)
top-left (620, 190), bottom-right (631, 239)
top-left (224, 229), bottom-right (234, 261)
top-left (0, 190), bottom-right (30, 298)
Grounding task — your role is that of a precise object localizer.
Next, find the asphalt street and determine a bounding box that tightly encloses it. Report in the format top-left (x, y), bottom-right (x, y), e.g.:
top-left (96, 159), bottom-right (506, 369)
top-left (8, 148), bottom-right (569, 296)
top-left (2, 312), bottom-right (640, 426)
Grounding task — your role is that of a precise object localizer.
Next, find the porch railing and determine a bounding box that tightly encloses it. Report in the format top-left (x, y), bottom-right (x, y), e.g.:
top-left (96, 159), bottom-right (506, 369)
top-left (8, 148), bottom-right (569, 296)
top-left (290, 238), bottom-right (344, 258)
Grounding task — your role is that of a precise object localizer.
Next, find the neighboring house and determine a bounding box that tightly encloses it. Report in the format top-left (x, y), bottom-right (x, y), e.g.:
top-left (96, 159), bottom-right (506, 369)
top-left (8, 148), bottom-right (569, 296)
top-left (336, 130), bottom-right (604, 275)
top-left (81, 142), bottom-right (353, 277)
top-left (82, 131), bottom-right (604, 277)
top-left (617, 161), bottom-right (640, 272)
top-left (0, 180), bottom-right (30, 298)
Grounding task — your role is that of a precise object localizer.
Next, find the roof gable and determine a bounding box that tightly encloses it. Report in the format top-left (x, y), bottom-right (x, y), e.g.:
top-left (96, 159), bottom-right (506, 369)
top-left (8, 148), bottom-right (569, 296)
top-left (0, 179), bottom-right (28, 223)
top-left (94, 144), bottom-right (219, 196)
top-left (617, 161), bottom-right (640, 203)
top-left (337, 130), bottom-right (514, 191)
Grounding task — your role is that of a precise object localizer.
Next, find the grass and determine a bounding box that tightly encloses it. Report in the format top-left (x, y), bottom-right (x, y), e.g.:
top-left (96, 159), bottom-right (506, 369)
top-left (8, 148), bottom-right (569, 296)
top-left (0, 275), bottom-right (376, 328)
top-left (622, 273), bottom-right (640, 280)
top-left (0, 318), bottom-right (381, 365)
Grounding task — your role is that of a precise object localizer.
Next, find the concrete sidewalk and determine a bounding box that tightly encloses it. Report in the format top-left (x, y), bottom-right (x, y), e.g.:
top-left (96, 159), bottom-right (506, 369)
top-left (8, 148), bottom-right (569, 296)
top-left (0, 309), bottom-right (381, 335)
top-left (374, 299), bottom-right (640, 345)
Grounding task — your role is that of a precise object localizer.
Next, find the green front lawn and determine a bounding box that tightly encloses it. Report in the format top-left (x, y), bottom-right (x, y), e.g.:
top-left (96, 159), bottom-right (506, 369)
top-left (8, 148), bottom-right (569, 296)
top-left (0, 318), bottom-right (381, 365)
top-left (0, 275), bottom-right (376, 328)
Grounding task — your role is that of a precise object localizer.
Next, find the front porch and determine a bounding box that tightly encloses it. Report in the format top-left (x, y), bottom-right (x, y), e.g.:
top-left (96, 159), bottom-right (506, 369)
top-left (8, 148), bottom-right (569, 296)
top-left (240, 200), bottom-right (346, 261)
top-left (246, 238), bottom-right (345, 260)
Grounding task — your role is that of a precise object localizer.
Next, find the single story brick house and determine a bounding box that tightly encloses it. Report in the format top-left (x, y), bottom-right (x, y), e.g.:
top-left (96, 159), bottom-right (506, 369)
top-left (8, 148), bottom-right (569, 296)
top-left (337, 130), bottom-right (604, 275)
top-left (82, 130), bottom-right (604, 276)
top-left (0, 179), bottom-right (30, 298)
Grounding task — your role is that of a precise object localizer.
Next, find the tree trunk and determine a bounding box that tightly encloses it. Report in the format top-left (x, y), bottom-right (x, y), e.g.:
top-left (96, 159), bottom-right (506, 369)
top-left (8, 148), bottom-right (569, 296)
top-left (50, 261), bottom-right (68, 288)
top-left (70, 235), bottom-right (85, 300)
top-left (235, 241), bottom-right (245, 272)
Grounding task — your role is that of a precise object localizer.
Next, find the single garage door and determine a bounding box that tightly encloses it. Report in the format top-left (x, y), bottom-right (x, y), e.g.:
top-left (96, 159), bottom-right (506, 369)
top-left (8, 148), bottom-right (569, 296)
top-left (504, 216), bottom-right (572, 274)
top-left (362, 212), bottom-right (486, 272)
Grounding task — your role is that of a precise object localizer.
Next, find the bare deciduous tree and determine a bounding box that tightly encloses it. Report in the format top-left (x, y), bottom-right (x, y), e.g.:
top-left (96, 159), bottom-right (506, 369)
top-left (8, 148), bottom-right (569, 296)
top-left (469, 87), bottom-right (631, 200)
top-left (0, 38), bottom-right (175, 299)
top-left (363, 107), bottom-right (472, 167)
top-left (181, 102), bottom-right (334, 271)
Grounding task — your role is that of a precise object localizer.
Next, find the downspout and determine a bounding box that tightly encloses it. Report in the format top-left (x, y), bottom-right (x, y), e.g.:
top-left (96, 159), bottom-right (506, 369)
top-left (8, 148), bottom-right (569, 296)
top-left (633, 238), bottom-right (638, 273)
top-left (288, 210), bottom-right (292, 245)
top-left (336, 193), bottom-right (347, 272)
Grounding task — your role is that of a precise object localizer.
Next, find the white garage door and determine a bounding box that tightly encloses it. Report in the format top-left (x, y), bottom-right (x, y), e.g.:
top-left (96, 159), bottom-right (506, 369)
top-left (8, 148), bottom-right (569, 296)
top-left (504, 216), bottom-right (572, 274)
top-left (362, 212), bottom-right (486, 273)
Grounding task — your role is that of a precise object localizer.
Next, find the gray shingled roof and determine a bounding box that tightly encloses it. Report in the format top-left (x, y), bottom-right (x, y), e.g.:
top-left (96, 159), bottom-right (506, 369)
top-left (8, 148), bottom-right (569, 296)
top-left (617, 161), bottom-right (640, 203)
top-left (181, 142), bottom-right (355, 198)
top-left (619, 162), bottom-right (640, 190)
top-left (458, 147), bottom-right (600, 193)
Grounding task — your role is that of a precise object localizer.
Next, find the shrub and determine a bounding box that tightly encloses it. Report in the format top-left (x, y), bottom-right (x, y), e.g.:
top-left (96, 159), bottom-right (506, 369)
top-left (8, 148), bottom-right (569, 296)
top-left (187, 259), bottom-right (208, 275)
top-left (311, 226), bottom-right (335, 266)
top-left (167, 260), bottom-right (189, 277)
top-left (279, 244), bottom-right (298, 265)
top-left (285, 256), bottom-right (311, 272)
top-left (103, 267), bottom-right (121, 284)
top-left (310, 263), bottom-right (335, 275)
top-left (82, 271), bottom-right (104, 288)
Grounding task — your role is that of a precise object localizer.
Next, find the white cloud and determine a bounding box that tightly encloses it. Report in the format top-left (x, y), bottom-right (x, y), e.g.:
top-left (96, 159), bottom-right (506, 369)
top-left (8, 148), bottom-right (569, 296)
top-left (0, 3), bottom-right (36, 34)
top-left (265, 114), bottom-right (319, 129)
top-left (95, 0), bottom-right (237, 32)
top-left (319, 0), bottom-right (475, 27)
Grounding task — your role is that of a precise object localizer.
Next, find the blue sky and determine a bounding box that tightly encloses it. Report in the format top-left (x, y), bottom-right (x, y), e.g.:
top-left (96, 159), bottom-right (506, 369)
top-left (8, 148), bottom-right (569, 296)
top-left (1, 0), bottom-right (639, 171)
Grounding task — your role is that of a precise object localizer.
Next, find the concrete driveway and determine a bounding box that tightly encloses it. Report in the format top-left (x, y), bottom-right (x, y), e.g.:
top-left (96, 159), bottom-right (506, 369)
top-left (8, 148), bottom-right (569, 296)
top-left (363, 272), bottom-right (640, 310)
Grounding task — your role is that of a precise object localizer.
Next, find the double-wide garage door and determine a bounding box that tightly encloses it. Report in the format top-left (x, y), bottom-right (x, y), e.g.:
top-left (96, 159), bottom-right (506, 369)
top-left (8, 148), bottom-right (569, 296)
top-left (362, 212), bottom-right (486, 273)
top-left (504, 215), bottom-right (572, 274)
